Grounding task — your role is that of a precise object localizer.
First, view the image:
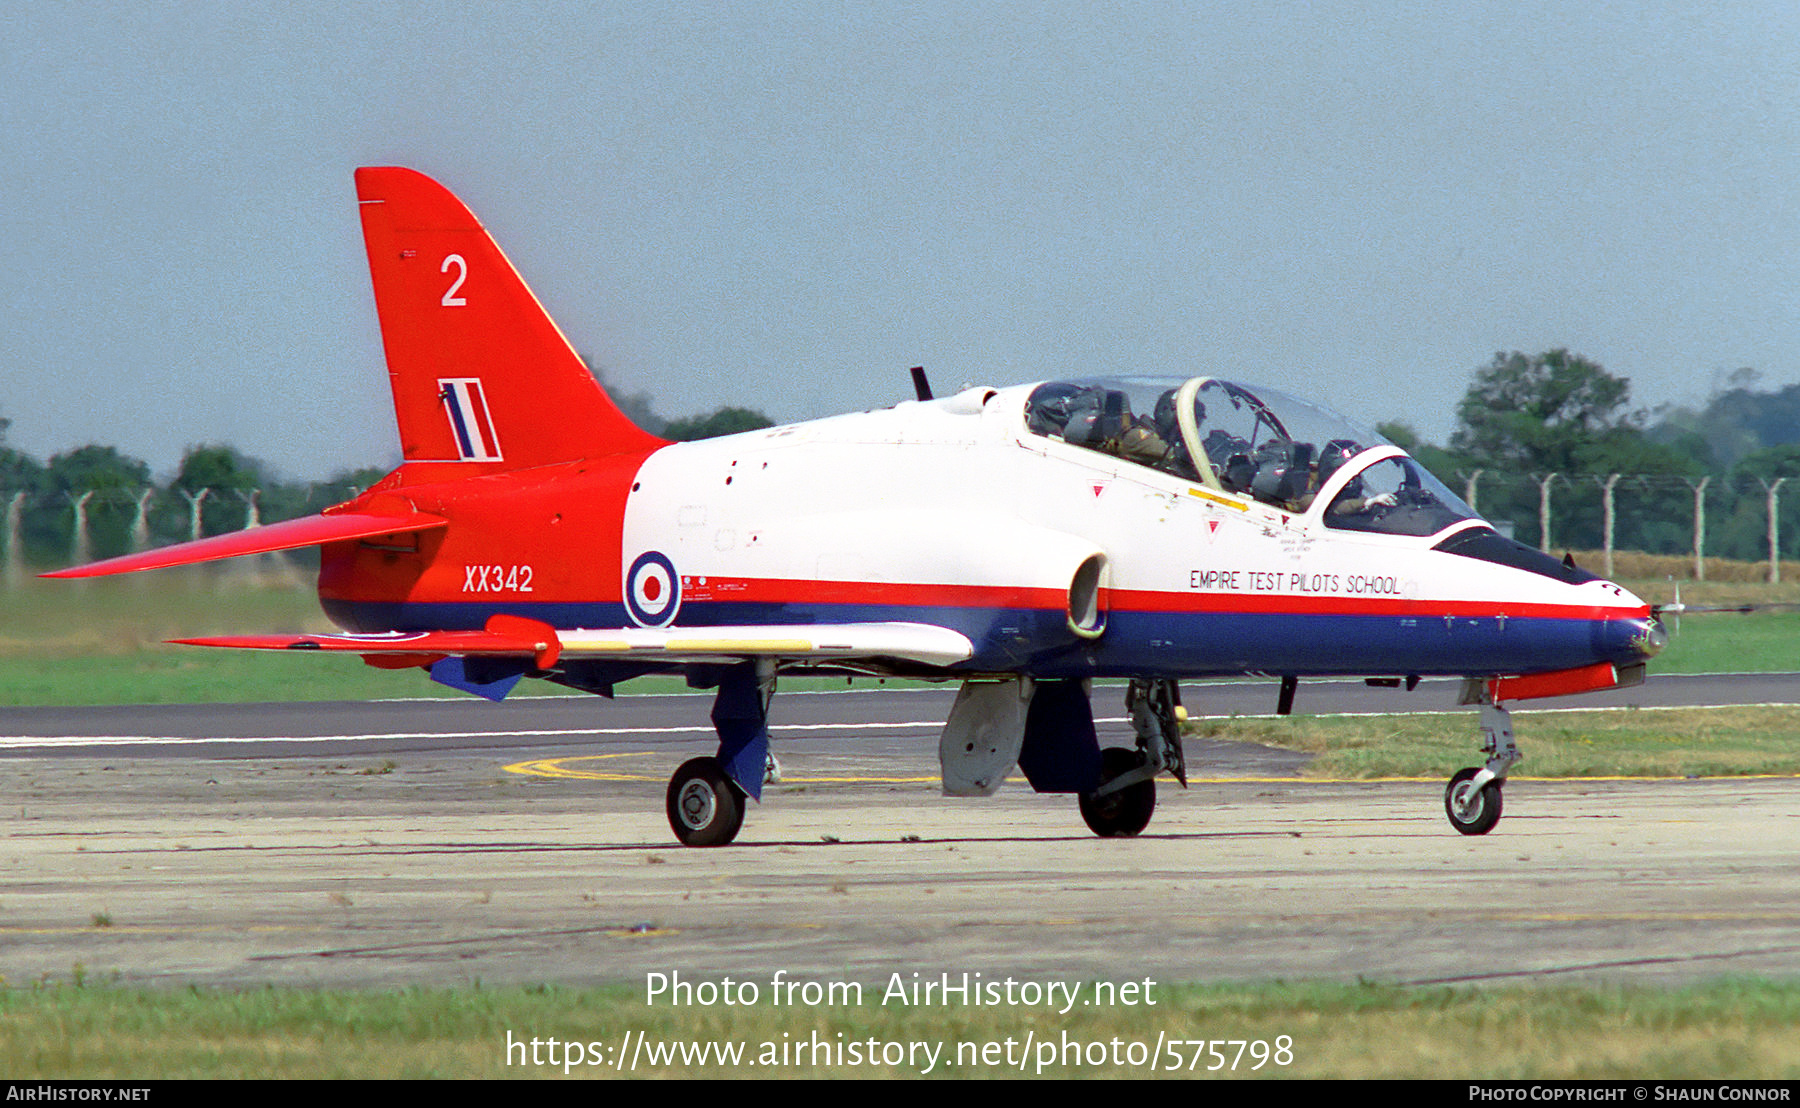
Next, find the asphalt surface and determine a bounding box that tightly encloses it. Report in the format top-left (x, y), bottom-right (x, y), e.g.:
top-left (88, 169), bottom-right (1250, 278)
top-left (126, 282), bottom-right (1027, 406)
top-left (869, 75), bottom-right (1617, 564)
top-left (2, 674), bottom-right (1798, 990)
top-left (6, 671), bottom-right (1800, 757)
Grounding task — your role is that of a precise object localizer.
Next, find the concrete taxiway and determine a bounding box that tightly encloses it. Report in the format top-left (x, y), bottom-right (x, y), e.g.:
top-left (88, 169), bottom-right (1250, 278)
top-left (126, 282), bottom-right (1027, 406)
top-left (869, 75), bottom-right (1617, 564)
top-left (2, 680), bottom-right (1798, 990)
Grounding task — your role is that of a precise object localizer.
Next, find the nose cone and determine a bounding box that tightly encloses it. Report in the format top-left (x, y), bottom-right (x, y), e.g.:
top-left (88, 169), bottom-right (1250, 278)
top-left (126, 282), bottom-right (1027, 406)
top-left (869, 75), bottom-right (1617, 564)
top-left (1593, 615), bottom-right (1664, 666)
top-left (1583, 579), bottom-right (1665, 664)
top-left (1630, 616), bottom-right (1669, 659)
top-left (1598, 580), bottom-right (1665, 662)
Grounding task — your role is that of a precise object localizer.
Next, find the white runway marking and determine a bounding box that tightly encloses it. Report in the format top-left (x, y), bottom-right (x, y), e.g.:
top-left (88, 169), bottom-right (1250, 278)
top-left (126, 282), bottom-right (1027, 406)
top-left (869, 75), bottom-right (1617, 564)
top-left (7, 700), bottom-right (1794, 749)
top-left (0, 717), bottom-right (1070, 749)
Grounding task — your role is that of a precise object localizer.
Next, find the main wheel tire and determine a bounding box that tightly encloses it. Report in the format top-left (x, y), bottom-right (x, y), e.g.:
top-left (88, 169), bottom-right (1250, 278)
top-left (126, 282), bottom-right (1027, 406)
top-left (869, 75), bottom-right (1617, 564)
top-left (1078, 747), bottom-right (1156, 838)
top-left (1444, 766), bottom-right (1503, 836)
top-left (667, 757), bottom-right (746, 846)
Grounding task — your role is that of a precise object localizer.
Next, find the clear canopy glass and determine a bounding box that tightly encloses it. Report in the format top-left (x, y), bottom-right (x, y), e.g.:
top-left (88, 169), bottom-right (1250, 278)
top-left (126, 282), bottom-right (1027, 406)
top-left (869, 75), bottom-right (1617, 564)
top-left (1022, 376), bottom-right (1482, 538)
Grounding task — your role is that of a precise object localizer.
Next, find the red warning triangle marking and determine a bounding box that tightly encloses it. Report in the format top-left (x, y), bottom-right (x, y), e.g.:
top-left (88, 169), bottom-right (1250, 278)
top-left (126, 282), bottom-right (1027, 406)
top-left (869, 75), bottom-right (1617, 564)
top-left (1208, 520), bottom-right (1219, 533)
top-left (1092, 485), bottom-right (1105, 497)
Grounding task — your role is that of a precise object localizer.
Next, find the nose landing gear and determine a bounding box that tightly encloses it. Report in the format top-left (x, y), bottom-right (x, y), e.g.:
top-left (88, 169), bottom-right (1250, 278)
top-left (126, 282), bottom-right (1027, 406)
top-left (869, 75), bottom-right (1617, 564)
top-left (1444, 697), bottom-right (1519, 836)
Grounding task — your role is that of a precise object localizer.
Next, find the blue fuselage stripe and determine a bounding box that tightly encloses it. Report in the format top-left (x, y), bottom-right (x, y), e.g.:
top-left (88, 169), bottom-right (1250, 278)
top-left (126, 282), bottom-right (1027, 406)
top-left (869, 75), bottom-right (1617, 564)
top-left (324, 597), bottom-right (1648, 679)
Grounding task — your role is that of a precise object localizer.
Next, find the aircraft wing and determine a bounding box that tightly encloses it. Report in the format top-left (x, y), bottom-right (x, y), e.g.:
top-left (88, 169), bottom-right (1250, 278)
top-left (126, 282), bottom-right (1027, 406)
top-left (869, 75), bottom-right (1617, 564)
top-left (41, 509), bottom-right (448, 578)
top-left (172, 616), bottom-right (975, 669)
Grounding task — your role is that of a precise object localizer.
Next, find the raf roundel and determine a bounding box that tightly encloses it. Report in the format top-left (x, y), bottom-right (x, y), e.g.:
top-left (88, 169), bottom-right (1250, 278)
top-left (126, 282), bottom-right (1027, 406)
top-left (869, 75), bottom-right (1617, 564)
top-left (625, 551), bottom-right (681, 627)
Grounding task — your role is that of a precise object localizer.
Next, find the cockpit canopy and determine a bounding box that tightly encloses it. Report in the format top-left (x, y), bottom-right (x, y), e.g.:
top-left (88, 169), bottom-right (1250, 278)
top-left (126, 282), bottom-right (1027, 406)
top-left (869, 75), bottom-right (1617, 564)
top-left (1023, 376), bottom-right (1482, 538)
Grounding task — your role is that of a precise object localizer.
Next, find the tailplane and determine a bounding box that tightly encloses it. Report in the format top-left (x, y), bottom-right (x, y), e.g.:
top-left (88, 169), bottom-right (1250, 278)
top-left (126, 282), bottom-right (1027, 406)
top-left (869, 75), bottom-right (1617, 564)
top-left (355, 167), bottom-right (665, 468)
top-left (42, 507), bottom-right (445, 579)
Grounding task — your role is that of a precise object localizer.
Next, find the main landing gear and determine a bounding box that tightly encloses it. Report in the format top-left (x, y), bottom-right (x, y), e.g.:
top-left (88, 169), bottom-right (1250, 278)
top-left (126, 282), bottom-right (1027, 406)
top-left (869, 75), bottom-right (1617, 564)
top-left (662, 660), bottom-right (775, 847)
top-left (667, 757), bottom-right (746, 847)
top-left (1444, 697), bottom-right (1519, 836)
top-left (1078, 678), bottom-right (1189, 838)
top-left (1079, 747), bottom-right (1156, 836)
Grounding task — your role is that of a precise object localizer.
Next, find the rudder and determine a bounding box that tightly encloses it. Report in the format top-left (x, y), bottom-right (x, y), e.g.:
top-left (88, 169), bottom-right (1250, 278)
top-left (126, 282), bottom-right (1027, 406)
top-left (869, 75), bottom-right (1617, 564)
top-left (355, 167), bottom-right (664, 468)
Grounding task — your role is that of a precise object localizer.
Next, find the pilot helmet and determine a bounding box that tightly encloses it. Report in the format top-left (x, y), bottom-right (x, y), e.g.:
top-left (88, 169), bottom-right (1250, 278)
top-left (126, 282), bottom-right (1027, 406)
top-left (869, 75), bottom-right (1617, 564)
top-left (1064, 410), bottom-right (1102, 446)
top-left (1026, 382), bottom-right (1089, 435)
top-left (1153, 390), bottom-right (1182, 436)
top-left (1317, 438), bottom-right (1363, 486)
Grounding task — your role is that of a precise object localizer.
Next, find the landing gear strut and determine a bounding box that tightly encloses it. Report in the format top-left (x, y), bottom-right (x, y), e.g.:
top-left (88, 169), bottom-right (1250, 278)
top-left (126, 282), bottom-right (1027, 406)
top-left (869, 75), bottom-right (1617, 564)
top-left (664, 660), bottom-right (774, 847)
top-left (1126, 678), bottom-right (1189, 787)
top-left (1444, 698), bottom-right (1519, 836)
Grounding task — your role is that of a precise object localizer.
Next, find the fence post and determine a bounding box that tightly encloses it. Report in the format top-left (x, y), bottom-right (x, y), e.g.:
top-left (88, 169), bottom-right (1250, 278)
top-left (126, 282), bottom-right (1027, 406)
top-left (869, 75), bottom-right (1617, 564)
top-left (4, 491), bottom-right (23, 587)
top-left (1602, 473), bottom-right (1620, 578)
top-left (1537, 473), bottom-right (1558, 553)
top-left (1691, 477), bottom-right (1711, 581)
top-left (1464, 469), bottom-right (1483, 514)
top-left (235, 489), bottom-right (262, 582)
top-left (130, 489), bottom-right (154, 552)
top-left (1767, 477), bottom-right (1787, 584)
top-left (181, 488), bottom-right (209, 541)
top-left (69, 491), bottom-right (94, 567)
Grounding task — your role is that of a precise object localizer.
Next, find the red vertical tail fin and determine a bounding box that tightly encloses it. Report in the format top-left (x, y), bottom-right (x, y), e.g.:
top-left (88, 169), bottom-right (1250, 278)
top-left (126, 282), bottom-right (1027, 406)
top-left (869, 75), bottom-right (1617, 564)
top-left (354, 167), bottom-right (664, 468)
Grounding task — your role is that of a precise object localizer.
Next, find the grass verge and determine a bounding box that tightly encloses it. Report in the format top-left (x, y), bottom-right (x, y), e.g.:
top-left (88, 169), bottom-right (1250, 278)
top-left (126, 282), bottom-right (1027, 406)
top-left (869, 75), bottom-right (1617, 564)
top-left (3, 979), bottom-right (1798, 1079)
top-left (1192, 706), bottom-right (1800, 779)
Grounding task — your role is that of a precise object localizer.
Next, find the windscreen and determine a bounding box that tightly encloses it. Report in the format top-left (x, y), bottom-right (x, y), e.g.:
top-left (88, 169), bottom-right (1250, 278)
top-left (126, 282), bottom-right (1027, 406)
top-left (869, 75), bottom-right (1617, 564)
top-left (1023, 375), bottom-right (1486, 538)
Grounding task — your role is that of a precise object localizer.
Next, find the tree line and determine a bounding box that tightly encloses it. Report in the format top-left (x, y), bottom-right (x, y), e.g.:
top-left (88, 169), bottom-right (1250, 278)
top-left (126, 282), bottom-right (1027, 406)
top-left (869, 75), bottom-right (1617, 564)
top-left (1383, 351), bottom-right (1800, 561)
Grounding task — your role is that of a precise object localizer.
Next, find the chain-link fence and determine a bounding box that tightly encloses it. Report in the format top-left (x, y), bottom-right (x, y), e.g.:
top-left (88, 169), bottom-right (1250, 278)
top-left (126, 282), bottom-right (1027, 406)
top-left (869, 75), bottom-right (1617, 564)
top-left (1461, 471), bottom-right (1800, 581)
top-left (1, 483), bottom-right (371, 585)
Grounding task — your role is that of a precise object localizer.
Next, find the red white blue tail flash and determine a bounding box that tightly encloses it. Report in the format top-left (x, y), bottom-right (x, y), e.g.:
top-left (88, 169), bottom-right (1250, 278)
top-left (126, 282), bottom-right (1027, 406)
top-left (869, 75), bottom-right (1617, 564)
top-left (439, 378), bottom-right (503, 462)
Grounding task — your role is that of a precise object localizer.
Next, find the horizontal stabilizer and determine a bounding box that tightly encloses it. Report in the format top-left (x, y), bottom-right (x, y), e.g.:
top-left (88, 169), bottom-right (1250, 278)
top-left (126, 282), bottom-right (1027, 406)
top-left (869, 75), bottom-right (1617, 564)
top-left (177, 614), bottom-right (562, 667)
top-left (173, 620), bottom-right (974, 669)
top-left (42, 510), bottom-right (448, 579)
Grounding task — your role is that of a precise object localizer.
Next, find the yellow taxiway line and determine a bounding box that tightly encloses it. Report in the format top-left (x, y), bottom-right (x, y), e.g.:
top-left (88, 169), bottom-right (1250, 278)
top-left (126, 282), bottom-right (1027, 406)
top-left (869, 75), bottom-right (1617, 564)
top-left (502, 753), bottom-right (1800, 785)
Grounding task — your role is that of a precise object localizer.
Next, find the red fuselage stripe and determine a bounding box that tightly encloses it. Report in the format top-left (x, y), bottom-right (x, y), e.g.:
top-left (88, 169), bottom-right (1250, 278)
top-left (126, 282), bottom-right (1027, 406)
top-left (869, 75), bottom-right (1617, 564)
top-left (676, 575), bottom-right (1645, 622)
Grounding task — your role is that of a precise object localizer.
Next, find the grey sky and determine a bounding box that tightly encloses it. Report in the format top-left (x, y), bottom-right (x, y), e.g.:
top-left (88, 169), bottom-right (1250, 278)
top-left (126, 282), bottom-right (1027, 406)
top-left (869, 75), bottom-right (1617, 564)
top-left (3, 2), bottom-right (1795, 480)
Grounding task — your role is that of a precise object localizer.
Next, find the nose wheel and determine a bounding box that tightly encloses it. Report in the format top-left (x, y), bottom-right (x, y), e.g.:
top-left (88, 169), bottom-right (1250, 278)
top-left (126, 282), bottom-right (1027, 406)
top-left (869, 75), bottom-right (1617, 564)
top-left (1444, 767), bottom-right (1503, 835)
top-left (667, 757), bottom-right (746, 846)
